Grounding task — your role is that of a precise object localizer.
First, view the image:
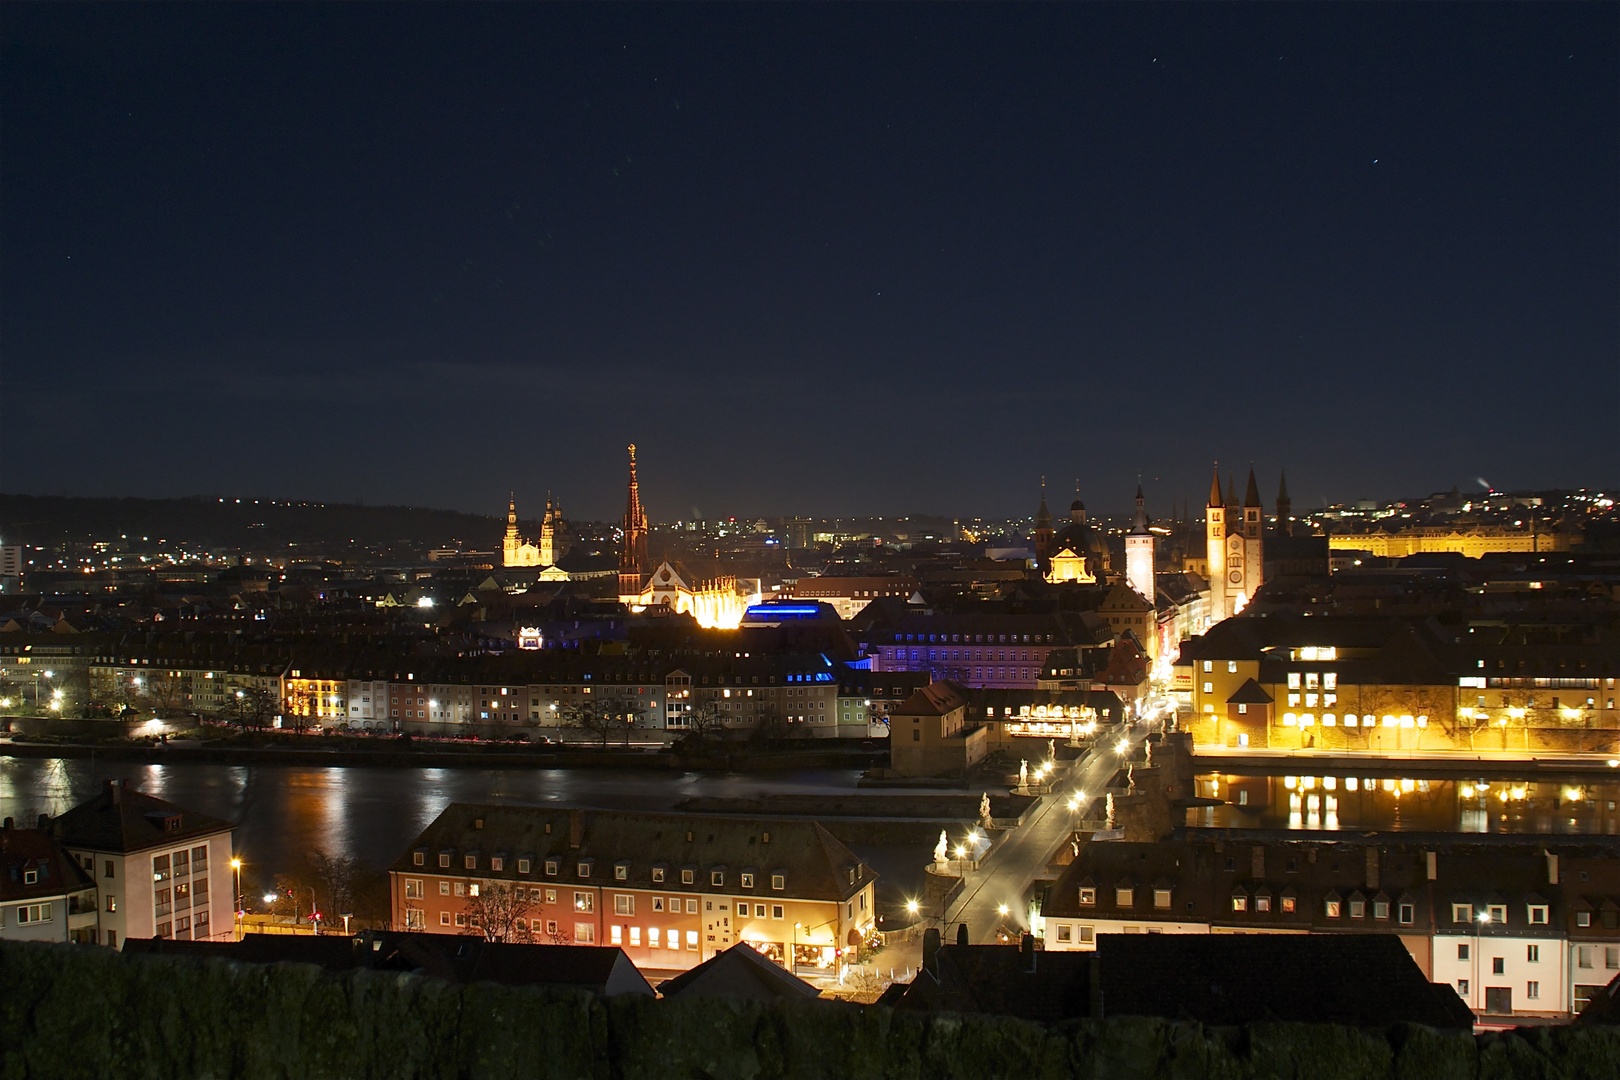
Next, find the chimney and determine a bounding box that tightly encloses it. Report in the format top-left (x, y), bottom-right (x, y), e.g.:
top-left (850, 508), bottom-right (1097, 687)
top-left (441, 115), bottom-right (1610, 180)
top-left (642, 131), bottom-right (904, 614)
top-left (922, 928), bottom-right (941, 977)
top-left (36, 814), bottom-right (48, 830)
top-left (1365, 848), bottom-right (1379, 890)
top-left (956, 922), bottom-right (969, 946)
top-left (1425, 851), bottom-right (1437, 881)
top-left (1020, 932), bottom-right (1036, 973)
top-left (569, 809), bottom-right (584, 850)
top-left (107, 779), bottom-right (123, 804)
top-left (1547, 852), bottom-right (1559, 885)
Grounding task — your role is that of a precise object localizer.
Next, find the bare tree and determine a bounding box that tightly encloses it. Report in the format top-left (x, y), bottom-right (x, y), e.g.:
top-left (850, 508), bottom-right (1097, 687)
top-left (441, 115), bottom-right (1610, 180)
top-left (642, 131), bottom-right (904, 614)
top-left (688, 700), bottom-right (728, 744)
top-left (463, 882), bottom-right (536, 942)
top-left (750, 702), bottom-right (789, 746)
top-left (559, 701), bottom-right (617, 747)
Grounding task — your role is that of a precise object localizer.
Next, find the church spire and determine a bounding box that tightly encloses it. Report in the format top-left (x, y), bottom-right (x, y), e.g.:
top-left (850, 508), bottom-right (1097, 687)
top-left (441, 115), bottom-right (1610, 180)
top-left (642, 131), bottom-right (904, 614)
top-left (1035, 477), bottom-right (1052, 529)
top-left (1130, 484), bottom-right (1150, 535)
top-left (619, 444), bottom-right (648, 599)
top-left (1275, 470), bottom-right (1292, 537)
top-left (1225, 474), bottom-right (1239, 509)
top-left (1207, 465), bottom-right (1223, 509)
top-left (1243, 467), bottom-right (1262, 508)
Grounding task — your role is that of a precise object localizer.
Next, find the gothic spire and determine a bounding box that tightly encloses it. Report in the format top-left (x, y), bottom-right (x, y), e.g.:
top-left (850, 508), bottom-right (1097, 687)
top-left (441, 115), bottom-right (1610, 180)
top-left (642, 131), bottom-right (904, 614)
top-left (1207, 465), bottom-right (1223, 509)
top-left (1243, 466), bottom-right (1262, 508)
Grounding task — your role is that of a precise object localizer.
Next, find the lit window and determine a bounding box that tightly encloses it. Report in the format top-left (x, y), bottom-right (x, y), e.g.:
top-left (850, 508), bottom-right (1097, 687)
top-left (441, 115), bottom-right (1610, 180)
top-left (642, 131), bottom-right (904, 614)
top-left (1325, 899), bottom-right (1341, 918)
top-left (1231, 894), bottom-right (1248, 913)
top-left (1115, 887), bottom-right (1134, 907)
top-left (1373, 900), bottom-right (1389, 920)
top-left (1079, 887), bottom-right (1096, 906)
top-left (1153, 889), bottom-right (1171, 910)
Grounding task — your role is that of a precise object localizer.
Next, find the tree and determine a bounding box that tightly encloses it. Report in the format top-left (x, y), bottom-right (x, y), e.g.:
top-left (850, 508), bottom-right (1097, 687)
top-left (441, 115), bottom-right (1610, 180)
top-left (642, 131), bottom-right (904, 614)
top-left (750, 702), bottom-right (789, 746)
top-left (559, 701), bottom-right (618, 747)
top-left (463, 881), bottom-right (535, 942)
top-left (688, 701), bottom-right (728, 744)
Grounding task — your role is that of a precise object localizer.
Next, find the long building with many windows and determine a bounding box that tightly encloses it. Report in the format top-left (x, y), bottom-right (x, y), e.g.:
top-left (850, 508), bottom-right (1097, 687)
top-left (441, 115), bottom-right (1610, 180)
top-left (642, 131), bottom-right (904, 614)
top-left (388, 804), bottom-right (877, 974)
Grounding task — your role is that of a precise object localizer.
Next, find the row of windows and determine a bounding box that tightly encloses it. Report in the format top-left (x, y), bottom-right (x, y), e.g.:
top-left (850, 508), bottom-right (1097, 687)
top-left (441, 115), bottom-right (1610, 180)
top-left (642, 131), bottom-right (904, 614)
top-left (895, 633), bottom-right (1053, 644)
top-left (1452, 902), bottom-right (1548, 926)
top-left (412, 852), bottom-right (788, 890)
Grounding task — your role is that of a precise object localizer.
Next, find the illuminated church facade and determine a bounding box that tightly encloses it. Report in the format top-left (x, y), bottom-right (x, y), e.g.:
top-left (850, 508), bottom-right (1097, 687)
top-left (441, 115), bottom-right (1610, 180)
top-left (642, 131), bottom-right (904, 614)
top-left (1206, 466), bottom-right (1265, 619)
top-left (502, 494), bottom-right (567, 573)
top-left (615, 444), bottom-right (759, 629)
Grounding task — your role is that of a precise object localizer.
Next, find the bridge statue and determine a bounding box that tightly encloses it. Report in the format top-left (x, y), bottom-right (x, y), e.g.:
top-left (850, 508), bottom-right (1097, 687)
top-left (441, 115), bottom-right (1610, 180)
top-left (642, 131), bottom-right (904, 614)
top-left (1105, 792), bottom-right (1117, 830)
top-left (933, 829), bottom-right (949, 866)
top-left (1018, 759), bottom-right (1028, 789)
top-left (979, 792), bottom-right (993, 830)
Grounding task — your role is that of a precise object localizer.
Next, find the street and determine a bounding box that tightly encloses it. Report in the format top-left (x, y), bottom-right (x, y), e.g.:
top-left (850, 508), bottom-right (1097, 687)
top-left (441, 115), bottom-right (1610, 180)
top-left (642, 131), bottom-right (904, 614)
top-left (945, 711), bottom-right (1163, 943)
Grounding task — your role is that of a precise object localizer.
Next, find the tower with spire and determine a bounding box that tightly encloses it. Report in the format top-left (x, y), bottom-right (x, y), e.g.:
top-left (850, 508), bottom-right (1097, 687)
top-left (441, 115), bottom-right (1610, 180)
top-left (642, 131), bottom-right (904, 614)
top-left (1033, 479), bottom-right (1054, 574)
top-left (618, 444), bottom-right (649, 602)
top-left (1125, 483), bottom-right (1155, 604)
top-left (1205, 462), bottom-right (1266, 621)
top-left (1274, 471), bottom-right (1292, 538)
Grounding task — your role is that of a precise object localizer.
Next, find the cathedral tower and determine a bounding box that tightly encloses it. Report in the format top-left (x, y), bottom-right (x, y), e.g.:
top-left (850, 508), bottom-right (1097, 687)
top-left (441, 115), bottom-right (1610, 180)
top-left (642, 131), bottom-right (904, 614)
top-left (1126, 484), bottom-right (1155, 604)
top-left (1206, 466), bottom-right (1226, 618)
top-left (539, 493), bottom-right (558, 566)
top-left (503, 494), bottom-right (522, 567)
top-left (1274, 471), bottom-right (1292, 537)
top-left (1033, 480), bottom-right (1054, 574)
top-left (618, 444), bottom-right (648, 602)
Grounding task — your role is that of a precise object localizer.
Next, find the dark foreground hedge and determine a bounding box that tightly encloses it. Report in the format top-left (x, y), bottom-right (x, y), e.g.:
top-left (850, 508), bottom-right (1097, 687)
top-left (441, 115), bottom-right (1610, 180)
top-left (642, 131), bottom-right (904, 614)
top-left (2, 941), bottom-right (1618, 1079)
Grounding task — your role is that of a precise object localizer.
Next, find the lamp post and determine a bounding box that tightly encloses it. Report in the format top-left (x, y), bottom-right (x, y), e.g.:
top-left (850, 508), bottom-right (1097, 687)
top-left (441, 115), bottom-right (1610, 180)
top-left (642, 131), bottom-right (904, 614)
top-left (1474, 909), bottom-right (1490, 1015)
top-left (230, 858), bottom-right (243, 940)
top-left (792, 922), bottom-right (800, 973)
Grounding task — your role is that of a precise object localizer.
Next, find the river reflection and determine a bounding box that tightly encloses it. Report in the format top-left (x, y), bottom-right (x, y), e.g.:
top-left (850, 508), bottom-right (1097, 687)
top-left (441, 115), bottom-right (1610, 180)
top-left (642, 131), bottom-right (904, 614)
top-left (1191, 771), bottom-right (1620, 834)
top-left (0, 757), bottom-right (905, 897)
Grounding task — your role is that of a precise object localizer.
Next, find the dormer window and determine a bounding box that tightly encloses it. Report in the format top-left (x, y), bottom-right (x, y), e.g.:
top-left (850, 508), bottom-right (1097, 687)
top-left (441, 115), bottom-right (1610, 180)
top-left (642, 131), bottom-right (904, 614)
top-left (1078, 887), bottom-right (1096, 906)
top-left (615, 862), bottom-right (630, 881)
top-left (1115, 887), bottom-right (1134, 908)
top-left (741, 873), bottom-right (755, 889)
top-left (771, 873), bottom-right (785, 890)
top-left (1231, 892), bottom-right (1248, 913)
top-left (517, 858), bottom-right (531, 875)
top-left (1488, 903), bottom-right (1507, 924)
top-left (544, 858), bottom-right (559, 876)
top-left (439, 852), bottom-right (451, 869)
top-left (491, 856), bottom-right (504, 872)
top-left (464, 855), bottom-right (477, 871)
top-left (711, 869), bottom-right (725, 887)
top-left (1452, 903), bottom-right (1473, 924)
top-left (413, 851), bottom-right (425, 867)
top-left (682, 868), bottom-right (695, 885)
top-left (652, 867), bottom-right (666, 883)
top-left (1528, 904), bottom-right (1549, 925)
top-left (577, 859), bottom-right (593, 878)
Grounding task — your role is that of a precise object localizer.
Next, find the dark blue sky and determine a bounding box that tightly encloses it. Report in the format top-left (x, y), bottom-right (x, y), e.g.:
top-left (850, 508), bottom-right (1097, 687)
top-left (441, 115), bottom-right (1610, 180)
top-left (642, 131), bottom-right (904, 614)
top-left (3, 4), bottom-right (1615, 522)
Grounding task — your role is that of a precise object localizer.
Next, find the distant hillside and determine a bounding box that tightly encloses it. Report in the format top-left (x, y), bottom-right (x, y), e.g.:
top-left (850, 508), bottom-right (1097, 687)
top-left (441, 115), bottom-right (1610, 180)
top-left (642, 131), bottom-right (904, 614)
top-left (0, 493), bottom-right (508, 553)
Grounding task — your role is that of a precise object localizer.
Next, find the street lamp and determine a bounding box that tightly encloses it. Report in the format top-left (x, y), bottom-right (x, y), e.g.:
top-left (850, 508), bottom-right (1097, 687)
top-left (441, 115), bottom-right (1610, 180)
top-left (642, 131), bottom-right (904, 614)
top-left (230, 858), bottom-right (243, 940)
top-left (792, 922), bottom-right (801, 973)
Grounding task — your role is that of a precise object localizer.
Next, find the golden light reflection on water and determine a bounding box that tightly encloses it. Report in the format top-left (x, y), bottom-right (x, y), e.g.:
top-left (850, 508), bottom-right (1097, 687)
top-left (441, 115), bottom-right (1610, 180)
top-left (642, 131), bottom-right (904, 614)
top-left (1192, 772), bottom-right (1620, 834)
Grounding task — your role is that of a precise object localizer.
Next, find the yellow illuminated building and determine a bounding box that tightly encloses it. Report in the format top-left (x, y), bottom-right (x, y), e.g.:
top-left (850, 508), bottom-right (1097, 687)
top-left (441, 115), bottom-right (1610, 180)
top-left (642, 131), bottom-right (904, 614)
top-left (629, 561), bottom-right (761, 630)
top-left (1328, 528), bottom-right (1574, 558)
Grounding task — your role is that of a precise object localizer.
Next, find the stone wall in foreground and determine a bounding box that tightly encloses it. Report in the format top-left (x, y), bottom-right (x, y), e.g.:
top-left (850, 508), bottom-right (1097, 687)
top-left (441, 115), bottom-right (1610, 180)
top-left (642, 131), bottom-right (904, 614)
top-left (3, 940), bottom-right (1618, 1079)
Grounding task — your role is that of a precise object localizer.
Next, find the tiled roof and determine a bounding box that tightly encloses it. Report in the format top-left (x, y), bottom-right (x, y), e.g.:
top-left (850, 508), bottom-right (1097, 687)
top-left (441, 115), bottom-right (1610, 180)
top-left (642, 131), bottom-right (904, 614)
top-left (390, 804), bottom-right (873, 903)
top-left (893, 682), bottom-right (968, 717)
top-left (50, 782), bottom-right (234, 854)
top-left (656, 941), bottom-right (820, 1002)
top-left (123, 931), bottom-right (653, 995)
top-left (0, 825), bottom-right (96, 902)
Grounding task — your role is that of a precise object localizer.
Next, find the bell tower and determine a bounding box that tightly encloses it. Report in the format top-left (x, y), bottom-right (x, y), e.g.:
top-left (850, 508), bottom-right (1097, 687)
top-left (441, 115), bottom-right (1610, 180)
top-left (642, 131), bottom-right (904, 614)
top-left (1205, 466), bottom-right (1226, 620)
top-left (1126, 483), bottom-right (1155, 604)
top-left (618, 445), bottom-right (649, 602)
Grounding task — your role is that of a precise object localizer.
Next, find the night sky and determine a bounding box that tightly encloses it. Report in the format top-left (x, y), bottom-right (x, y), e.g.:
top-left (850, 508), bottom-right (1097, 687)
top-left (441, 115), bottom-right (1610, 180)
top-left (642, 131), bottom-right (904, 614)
top-left (3, 4), bottom-right (1615, 522)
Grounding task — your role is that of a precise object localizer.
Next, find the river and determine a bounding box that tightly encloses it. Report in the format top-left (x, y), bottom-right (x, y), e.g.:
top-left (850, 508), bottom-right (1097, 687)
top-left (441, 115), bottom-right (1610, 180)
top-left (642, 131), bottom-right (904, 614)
top-left (0, 757), bottom-right (949, 899)
top-left (1192, 769), bottom-right (1620, 834)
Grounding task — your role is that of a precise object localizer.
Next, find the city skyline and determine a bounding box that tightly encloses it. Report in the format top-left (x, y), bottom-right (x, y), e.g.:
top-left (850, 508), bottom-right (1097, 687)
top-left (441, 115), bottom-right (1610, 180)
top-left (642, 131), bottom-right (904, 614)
top-left (3, 4), bottom-right (1615, 518)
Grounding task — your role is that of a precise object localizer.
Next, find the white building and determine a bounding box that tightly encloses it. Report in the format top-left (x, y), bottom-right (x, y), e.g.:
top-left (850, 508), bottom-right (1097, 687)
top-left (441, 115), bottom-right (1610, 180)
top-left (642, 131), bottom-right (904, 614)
top-left (52, 780), bottom-right (237, 949)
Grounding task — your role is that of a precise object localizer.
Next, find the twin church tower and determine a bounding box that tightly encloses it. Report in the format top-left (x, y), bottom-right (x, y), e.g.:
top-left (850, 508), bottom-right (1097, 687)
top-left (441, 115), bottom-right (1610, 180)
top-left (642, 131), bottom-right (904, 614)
top-left (1034, 463), bottom-right (1278, 620)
